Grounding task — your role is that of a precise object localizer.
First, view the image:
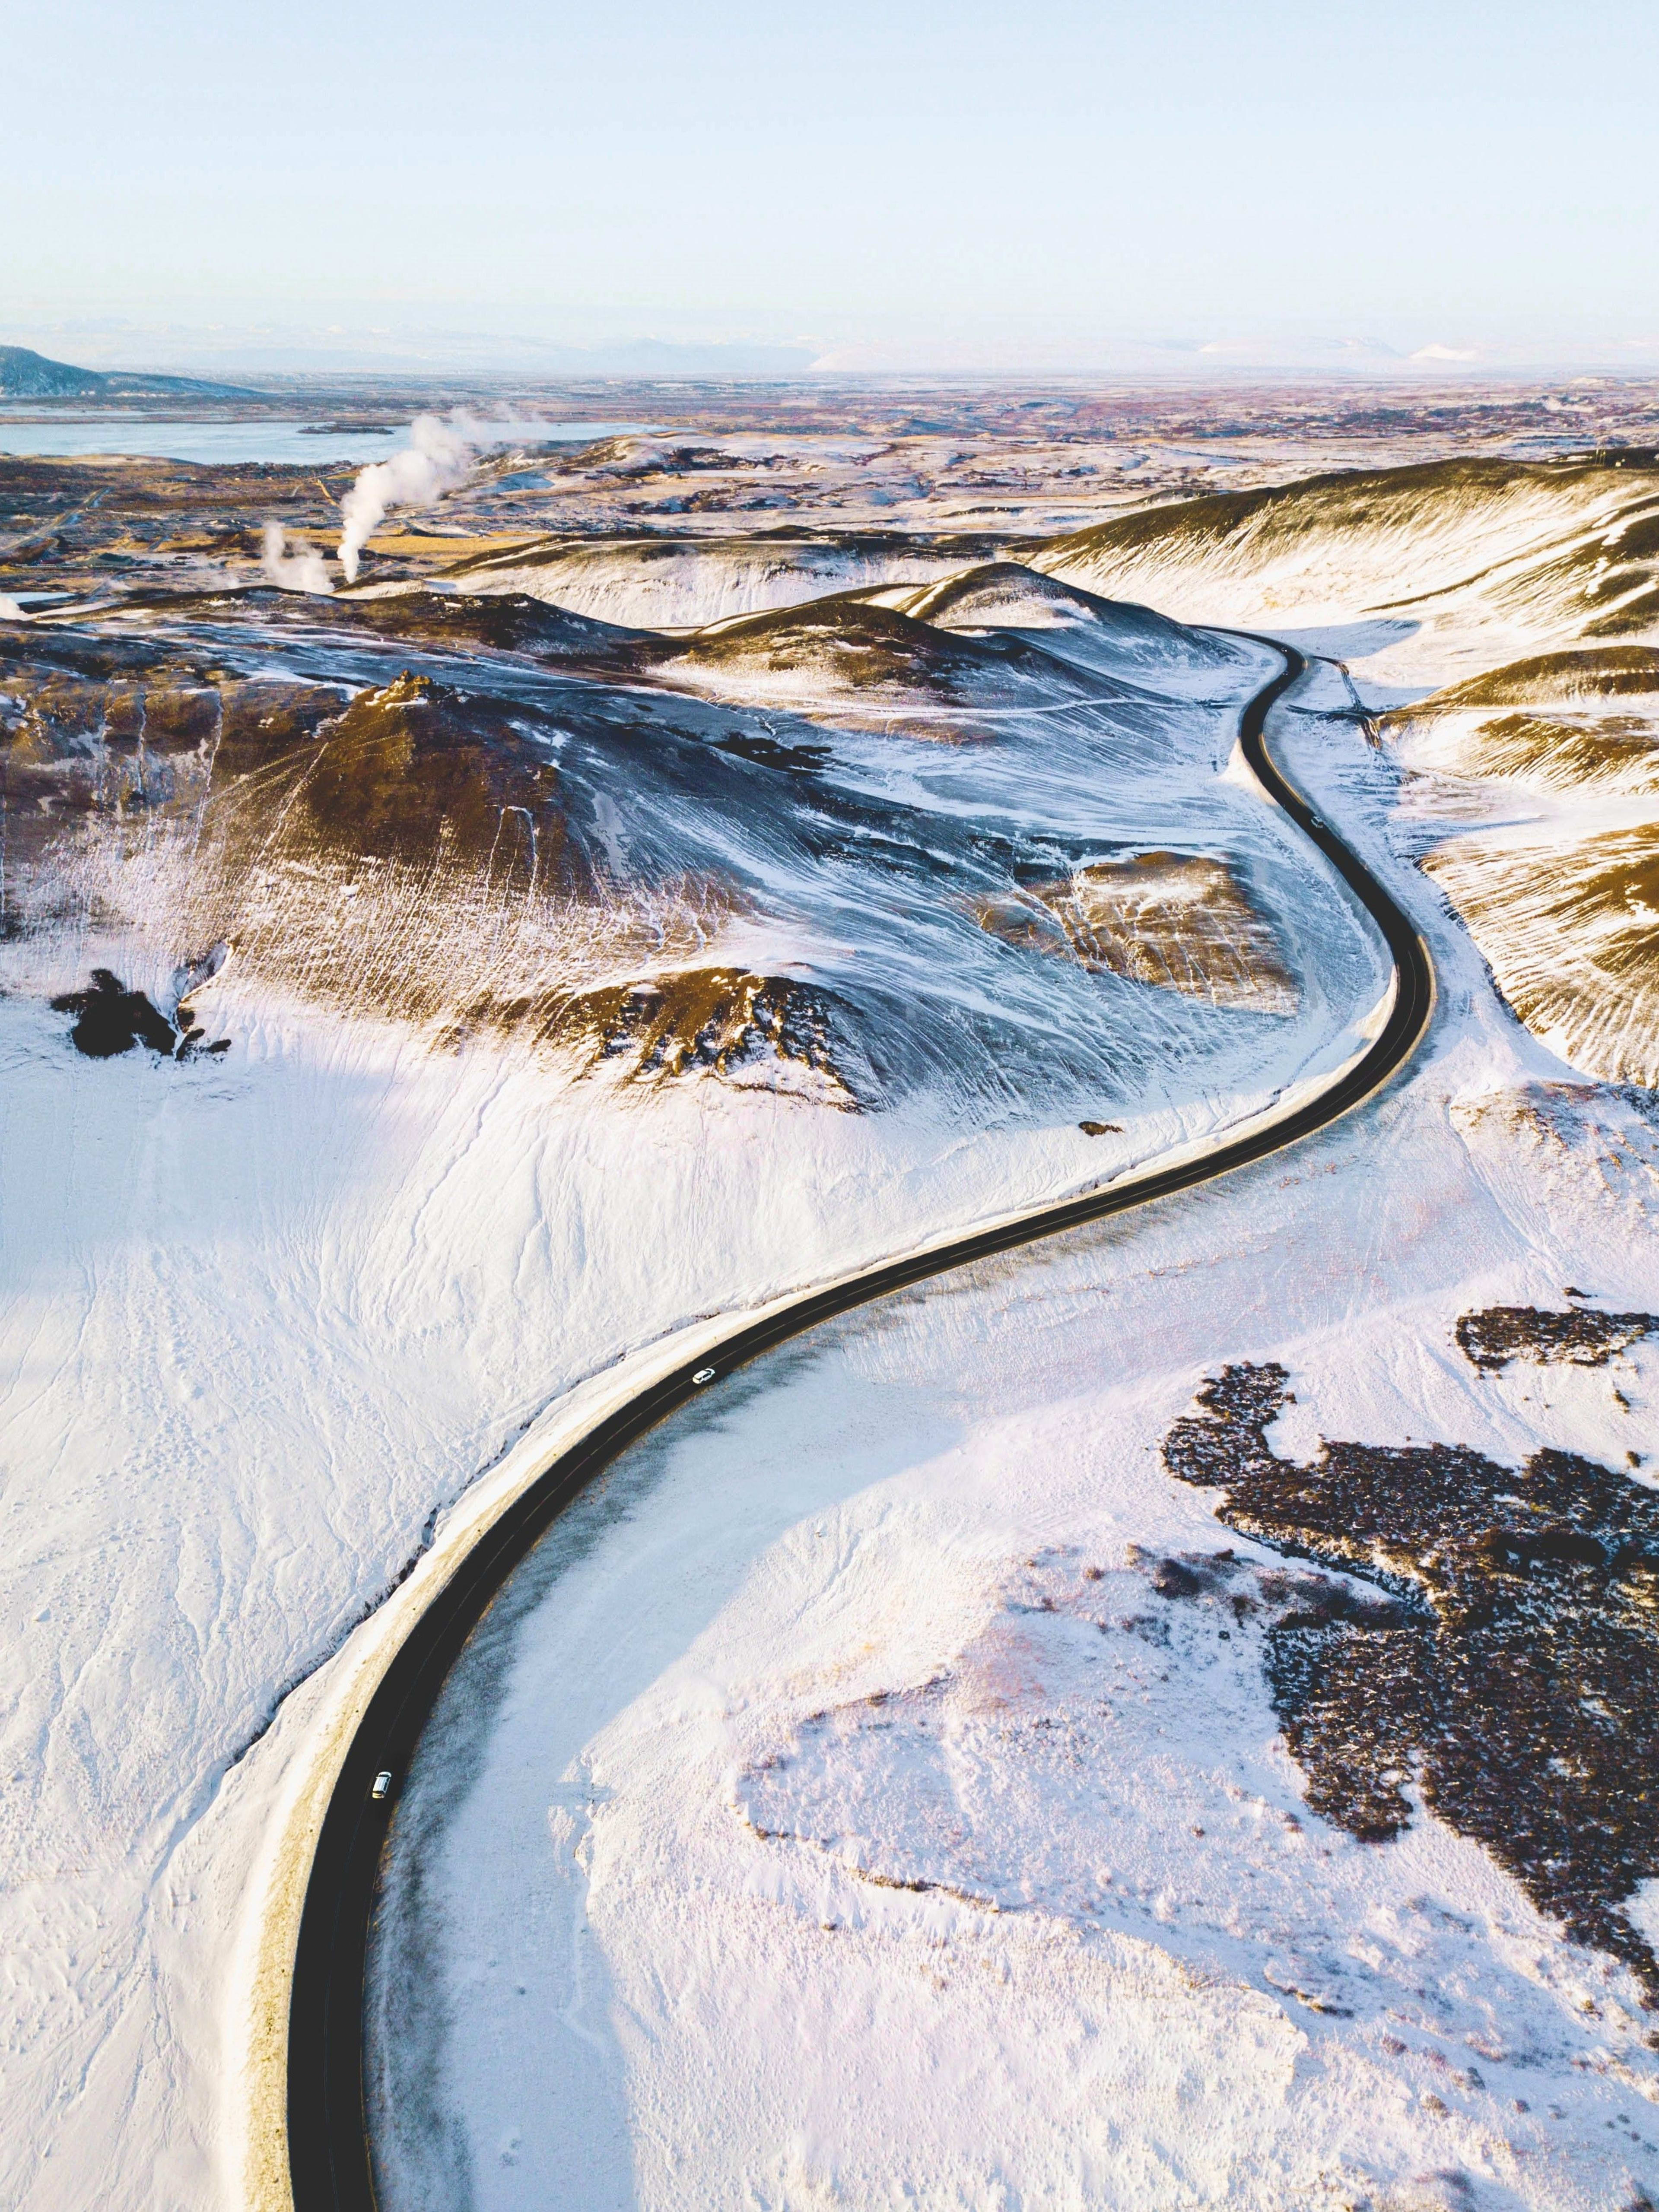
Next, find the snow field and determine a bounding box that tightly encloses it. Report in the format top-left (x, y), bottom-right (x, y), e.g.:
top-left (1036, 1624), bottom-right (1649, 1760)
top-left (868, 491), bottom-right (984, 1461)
top-left (361, 698), bottom-right (1659, 2209)
top-left (366, 1031), bottom-right (1659, 2211)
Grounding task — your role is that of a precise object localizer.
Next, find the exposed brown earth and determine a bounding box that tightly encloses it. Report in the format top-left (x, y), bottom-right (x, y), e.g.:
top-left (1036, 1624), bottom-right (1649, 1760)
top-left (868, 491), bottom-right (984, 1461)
top-left (1389, 646), bottom-right (1659, 1087)
top-left (975, 851), bottom-right (1297, 1012)
top-left (1420, 822), bottom-right (1659, 1085)
top-left (435, 967), bottom-right (862, 1102)
top-left (1417, 646), bottom-right (1659, 710)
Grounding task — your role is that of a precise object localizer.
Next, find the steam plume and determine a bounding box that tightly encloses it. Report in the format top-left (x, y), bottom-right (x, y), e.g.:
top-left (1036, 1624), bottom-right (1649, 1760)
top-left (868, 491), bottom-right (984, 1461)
top-left (337, 413), bottom-right (479, 583)
top-left (261, 525), bottom-right (334, 595)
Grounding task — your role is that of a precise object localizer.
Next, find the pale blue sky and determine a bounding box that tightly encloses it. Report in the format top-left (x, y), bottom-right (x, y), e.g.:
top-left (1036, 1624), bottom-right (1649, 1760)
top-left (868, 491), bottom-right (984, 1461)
top-left (6, 0), bottom-right (1657, 372)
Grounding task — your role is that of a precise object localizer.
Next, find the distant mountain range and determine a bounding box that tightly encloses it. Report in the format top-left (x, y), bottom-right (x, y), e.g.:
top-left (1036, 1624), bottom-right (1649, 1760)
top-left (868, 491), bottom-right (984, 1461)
top-left (0, 345), bottom-right (258, 400)
top-left (528, 340), bottom-right (823, 378)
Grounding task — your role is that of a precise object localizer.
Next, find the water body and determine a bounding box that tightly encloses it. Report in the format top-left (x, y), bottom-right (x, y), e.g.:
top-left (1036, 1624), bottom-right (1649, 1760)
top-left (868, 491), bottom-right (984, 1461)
top-left (0, 418), bottom-right (642, 465)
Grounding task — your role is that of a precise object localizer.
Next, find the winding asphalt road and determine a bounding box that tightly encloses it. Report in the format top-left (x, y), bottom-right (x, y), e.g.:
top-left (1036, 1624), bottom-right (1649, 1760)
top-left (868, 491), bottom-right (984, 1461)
top-left (283, 640), bottom-right (1436, 2211)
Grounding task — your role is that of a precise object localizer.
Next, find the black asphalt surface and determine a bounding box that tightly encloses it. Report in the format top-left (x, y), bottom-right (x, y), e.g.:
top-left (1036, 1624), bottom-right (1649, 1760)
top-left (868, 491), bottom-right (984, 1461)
top-left (284, 642), bottom-right (1436, 2211)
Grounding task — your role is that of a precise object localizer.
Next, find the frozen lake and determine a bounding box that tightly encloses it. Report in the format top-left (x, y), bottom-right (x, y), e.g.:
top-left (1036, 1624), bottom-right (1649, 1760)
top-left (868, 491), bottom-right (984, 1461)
top-left (0, 416), bottom-right (640, 464)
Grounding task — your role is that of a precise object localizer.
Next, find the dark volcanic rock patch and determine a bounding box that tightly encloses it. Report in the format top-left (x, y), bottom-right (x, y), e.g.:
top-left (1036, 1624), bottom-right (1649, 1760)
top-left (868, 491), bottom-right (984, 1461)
top-left (1162, 1361), bottom-right (1659, 1999)
top-left (51, 968), bottom-right (177, 1057)
top-left (712, 730), bottom-right (833, 776)
top-left (1457, 1303), bottom-right (1659, 1371)
top-left (50, 967), bottom-right (228, 1060)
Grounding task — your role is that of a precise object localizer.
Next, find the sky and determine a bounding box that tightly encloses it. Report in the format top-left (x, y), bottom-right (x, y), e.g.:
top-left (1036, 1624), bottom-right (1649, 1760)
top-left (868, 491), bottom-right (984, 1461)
top-left (4, 0), bottom-right (1658, 375)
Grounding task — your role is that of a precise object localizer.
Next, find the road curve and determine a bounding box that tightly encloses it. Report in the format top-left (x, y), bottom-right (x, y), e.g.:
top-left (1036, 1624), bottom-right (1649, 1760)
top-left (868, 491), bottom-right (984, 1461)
top-left (283, 641), bottom-right (1435, 2212)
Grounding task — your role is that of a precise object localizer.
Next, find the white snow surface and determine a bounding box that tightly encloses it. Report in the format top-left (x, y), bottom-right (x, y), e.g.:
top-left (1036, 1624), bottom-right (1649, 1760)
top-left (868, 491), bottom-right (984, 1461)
top-left (4, 496), bottom-right (1657, 2212)
top-left (0, 621), bottom-right (1399, 2208)
top-left (360, 685), bottom-right (1659, 2208)
top-left (0, 995), bottom-right (1328, 2208)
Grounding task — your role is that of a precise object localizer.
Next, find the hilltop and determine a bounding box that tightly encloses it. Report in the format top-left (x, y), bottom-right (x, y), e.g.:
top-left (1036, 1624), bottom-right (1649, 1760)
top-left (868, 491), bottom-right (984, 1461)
top-left (0, 343), bottom-right (257, 400)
